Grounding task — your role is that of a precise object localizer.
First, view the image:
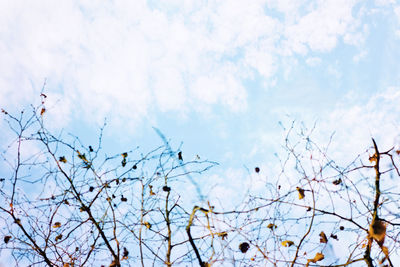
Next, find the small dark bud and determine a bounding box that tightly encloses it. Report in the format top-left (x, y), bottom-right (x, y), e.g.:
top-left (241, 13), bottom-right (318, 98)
top-left (239, 242), bottom-right (250, 253)
top-left (162, 186), bottom-right (171, 192)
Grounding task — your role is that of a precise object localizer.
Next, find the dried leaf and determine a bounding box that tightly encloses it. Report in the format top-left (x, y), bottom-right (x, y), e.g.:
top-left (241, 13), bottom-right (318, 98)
top-left (319, 231), bottom-right (328, 243)
top-left (217, 232), bottom-right (228, 240)
top-left (40, 107), bottom-right (46, 116)
top-left (267, 223), bottom-right (277, 230)
top-left (122, 247), bottom-right (129, 260)
top-left (144, 221), bottom-right (151, 229)
top-left (53, 222), bottom-right (61, 228)
top-left (369, 218), bottom-right (386, 246)
top-left (296, 187), bottom-right (305, 200)
top-left (332, 178), bottom-right (342, 185)
top-left (121, 152), bottom-right (128, 158)
top-left (178, 151), bottom-right (183, 161)
top-left (59, 156), bottom-right (67, 163)
top-left (307, 252), bottom-right (324, 264)
top-left (55, 234), bottom-right (63, 241)
top-left (4, 235), bottom-right (11, 244)
top-left (281, 240), bottom-right (294, 247)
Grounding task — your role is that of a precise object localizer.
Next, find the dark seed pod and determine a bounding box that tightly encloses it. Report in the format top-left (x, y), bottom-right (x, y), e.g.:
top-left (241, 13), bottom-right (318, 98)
top-left (239, 242), bottom-right (250, 253)
top-left (162, 186), bottom-right (171, 192)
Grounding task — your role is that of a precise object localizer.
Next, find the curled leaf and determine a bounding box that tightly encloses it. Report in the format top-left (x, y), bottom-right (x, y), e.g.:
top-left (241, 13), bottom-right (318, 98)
top-left (149, 185), bottom-right (156, 196)
top-left (217, 232), bottom-right (228, 240)
top-left (369, 218), bottom-right (386, 246)
top-left (281, 240), bottom-right (294, 247)
top-left (121, 152), bottom-right (128, 158)
top-left (319, 231), bottom-right (328, 243)
top-left (55, 234), bottom-right (63, 241)
top-left (122, 247), bottom-right (129, 260)
top-left (53, 222), bottom-right (61, 228)
top-left (307, 252), bottom-right (324, 265)
top-left (59, 156), bottom-right (67, 163)
top-left (332, 178), bottom-right (342, 185)
top-left (144, 221), bottom-right (151, 229)
top-left (296, 187), bottom-right (305, 200)
top-left (267, 223), bottom-right (277, 230)
top-left (4, 235), bottom-right (11, 244)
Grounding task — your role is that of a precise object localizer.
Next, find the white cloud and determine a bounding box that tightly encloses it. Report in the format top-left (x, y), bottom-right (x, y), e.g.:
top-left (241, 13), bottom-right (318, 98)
top-left (0, 0), bottom-right (379, 132)
top-left (320, 87), bottom-right (400, 162)
top-left (306, 57), bottom-right (321, 66)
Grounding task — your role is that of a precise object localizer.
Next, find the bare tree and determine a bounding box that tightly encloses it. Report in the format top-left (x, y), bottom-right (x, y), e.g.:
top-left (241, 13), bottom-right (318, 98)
top-left (1, 97), bottom-right (400, 266)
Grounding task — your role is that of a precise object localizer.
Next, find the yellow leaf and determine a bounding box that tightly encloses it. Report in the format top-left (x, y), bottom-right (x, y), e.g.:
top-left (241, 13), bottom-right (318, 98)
top-left (217, 232), bottom-right (228, 240)
top-left (267, 223), bottom-right (277, 229)
top-left (144, 221), bottom-right (151, 229)
top-left (319, 231), bottom-right (327, 243)
top-left (296, 187), bottom-right (305, 200)
top-left (307, 252), bottom-right (324, 264)
top-left (55, 234), bottom-right (63, 241)
top-left (281, 240), bottom-right (294, 247)
top-left (53, 222), bottom-right (61, 228)
top-left (369, 218), bottom-right (386, 246)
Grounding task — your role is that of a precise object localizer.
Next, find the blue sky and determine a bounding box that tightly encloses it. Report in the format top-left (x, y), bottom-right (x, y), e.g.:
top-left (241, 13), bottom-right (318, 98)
top-left (1, 0), bottom-right (400, 263)
top-left (1, 0), bottom-right (400, 198)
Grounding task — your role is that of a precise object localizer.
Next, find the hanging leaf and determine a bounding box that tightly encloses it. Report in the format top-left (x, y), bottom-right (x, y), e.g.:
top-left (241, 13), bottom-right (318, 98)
top-left (144, 221), bottom-right (151, 229)
top-left (217, 232), bottom-right (228, 240)
top-left (319, 231), bottom-right (327, 243)
top-left (40, 107), bottom-right (46, 116)
top-left (77, 151), bottom-right (88, 162)
top-left (267, 223), bottom-right (277, 230)
top-left (122, 247), bottom-right (129, 260)
top-left (55, 234), bottom-right (63, 241)
top-left (281, 240), bottom-right (294, 247)
top-left (332, 178), bottom-right (342, 185)
top-left (307, 252), bottom-right (324, 265)
top-left (296, 187), bottom-right (305, 200)
top-left (369, 218), bottom-right (387, 246)
top-left (121, 152), bottom-right (128, 158)
top-left (4, 235), bottom-right (11, 244)
top-left (59, 156), bottom-right (67, 163)
top-left (369, 154), bottom-right (377, 163)
top-left (239, 242), bottom-right (250, 253)
top-left (53, 222), bottom-right (61, 228)
top-left (149, 185), bottom-right (156, 196)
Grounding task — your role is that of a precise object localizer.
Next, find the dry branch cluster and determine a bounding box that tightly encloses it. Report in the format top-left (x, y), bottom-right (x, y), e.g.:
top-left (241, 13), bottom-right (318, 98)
top-left (1, 101), bottom-right (400, 266)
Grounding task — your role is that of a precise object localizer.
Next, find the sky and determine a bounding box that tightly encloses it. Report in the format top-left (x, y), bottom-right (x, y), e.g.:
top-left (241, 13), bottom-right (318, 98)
top-left (1, 0), bottom-right (400, 264)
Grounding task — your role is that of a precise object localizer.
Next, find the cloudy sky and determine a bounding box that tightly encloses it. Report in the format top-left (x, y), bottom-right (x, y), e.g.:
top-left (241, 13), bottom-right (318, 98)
top-left (1, 0), bottom-right (400, 198)
top-left (2, 0), bottom-right (400, 265)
